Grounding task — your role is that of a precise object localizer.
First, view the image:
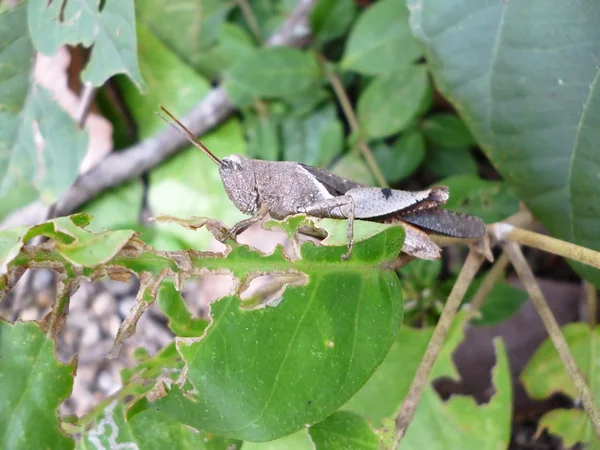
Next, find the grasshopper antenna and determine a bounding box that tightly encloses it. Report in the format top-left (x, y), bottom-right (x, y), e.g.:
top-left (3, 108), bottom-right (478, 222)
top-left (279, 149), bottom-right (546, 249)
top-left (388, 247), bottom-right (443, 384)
top-left (156, 105), bottom-right (221, 166)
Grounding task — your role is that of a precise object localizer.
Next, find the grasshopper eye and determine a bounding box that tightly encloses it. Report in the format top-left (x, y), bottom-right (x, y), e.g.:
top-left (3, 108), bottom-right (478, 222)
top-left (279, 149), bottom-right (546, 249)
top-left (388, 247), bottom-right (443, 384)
top-left (222, 156), bottom-right (243, 172)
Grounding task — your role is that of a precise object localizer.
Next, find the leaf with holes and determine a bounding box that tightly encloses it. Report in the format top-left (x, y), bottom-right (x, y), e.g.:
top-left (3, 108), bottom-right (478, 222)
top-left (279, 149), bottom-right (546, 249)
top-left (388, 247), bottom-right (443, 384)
top-left (129, 218), bottom-right (405, 442)
top-left (409, 0), bottom-right (600, 286)
top-left (344, 314), bottom-right (512, 449)
top-left (77, 402), bottom-right (240, 450)
top-left (309, 411), bottom-right (381, 449)
top-left (521, 323), bottom-right (600, 447)
top-left (0, 5), bottom-right (88, 213)
top-left (0, 213), bottom-right (135, 271)
top-left (28, 0), bottom-right (144, 89)
top-left (0, 321), bottom-right (75, 449)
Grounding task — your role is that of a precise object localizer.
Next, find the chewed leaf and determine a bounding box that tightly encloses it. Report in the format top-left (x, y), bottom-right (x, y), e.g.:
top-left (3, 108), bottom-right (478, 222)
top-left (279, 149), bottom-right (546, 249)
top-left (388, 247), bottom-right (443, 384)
top-left (0, 213), bottom-right (136, 270)
top-left (0, 5), bottom-right (88, 212)
top-left (0, 321), bottom-right (75, 449)
top-left (28, 0), bottom-right (145, 90)
top-left (130, 223), bottom-right (405, 441)
top-left (0, 226), bottom-right (29, 276)
top-left (344, 314), bottom-right (512, 448)
top-left (78, 402), bottom-right (240, 449)
top-left (309, 411), bottom-right (380, 449)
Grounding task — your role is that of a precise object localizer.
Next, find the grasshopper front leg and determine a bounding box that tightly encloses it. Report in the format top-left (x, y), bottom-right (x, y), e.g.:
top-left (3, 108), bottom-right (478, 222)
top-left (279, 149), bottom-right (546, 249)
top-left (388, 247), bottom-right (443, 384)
top-left (221, 203), bottom-right (270, 243)
top-left (298, 195), bottom-right (356, 261)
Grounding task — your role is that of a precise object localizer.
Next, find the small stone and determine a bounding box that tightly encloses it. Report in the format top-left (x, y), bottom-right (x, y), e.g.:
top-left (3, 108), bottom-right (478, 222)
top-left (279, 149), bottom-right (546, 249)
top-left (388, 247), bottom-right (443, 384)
top-left (92, 291), bottom-right (116, 317)
top-left (103, 278), bottom-right (137, 297)
top-left (21, 307), bottom-right (39, 321)
top-left (97, 370), bottom-right (119, 395)
top-left (103, 315), bottom-right (122, 337)
top-left (81, 322), bottom-right (100, 347)
top-left (31, 269), bottom-right (54, 291)
top-left (118, 296), bottom-right (135, 319)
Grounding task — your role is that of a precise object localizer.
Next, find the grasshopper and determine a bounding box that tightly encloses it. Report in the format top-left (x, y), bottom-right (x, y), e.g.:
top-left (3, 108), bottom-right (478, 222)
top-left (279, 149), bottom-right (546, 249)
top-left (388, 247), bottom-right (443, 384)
top-left (157, 107), bottom-right (487, 261)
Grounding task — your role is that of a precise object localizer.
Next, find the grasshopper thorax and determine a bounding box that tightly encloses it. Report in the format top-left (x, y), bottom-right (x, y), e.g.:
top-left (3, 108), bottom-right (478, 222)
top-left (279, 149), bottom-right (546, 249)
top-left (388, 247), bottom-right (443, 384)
top-left (219, 154), bottom-right (259, 215)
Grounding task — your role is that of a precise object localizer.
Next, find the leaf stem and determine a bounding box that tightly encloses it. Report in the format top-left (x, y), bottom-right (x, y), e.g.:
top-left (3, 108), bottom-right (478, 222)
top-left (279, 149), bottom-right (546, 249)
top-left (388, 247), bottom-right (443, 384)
top-left (392, 249), bottom-right (484, 447)
top-left (235, 0), bottom-right (263, 43)
top-left (318, 54), bottom-right (388, 187)
top-left (587, 281), bottom-right (597, 328)
top-left (490, 223), bottom-right (600, 270)
top-left (469, 251), bottom-right (510, 311)
top-left (502, 241), bottom-right (600, 438)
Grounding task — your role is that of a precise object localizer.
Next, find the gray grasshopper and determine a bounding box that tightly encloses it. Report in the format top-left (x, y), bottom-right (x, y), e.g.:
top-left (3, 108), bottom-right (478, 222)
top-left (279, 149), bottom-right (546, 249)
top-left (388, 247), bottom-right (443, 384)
top-left (158, 107), bottom-right (487, 261)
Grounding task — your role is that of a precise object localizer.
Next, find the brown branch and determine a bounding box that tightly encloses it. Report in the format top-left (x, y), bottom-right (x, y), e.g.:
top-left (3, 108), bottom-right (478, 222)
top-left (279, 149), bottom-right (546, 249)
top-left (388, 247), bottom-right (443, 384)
top-left (469, 251), bottom-right (510, 311)
top-left (502, 241), bottom-right (600, 438)
top-left (235, 0), bottom-right (263, 43)
top-left (318, 54), bottom-right (388, 188)
top-left (586, 282), bottom-right (597, 328)
top-left (393, 249), bottom-right (485, 447)
top-left (1, 0), bottom-right (317, 228)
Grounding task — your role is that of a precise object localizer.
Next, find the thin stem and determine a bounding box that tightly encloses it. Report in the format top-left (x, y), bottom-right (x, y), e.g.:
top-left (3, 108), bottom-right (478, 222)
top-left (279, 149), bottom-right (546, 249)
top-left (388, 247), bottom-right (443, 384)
top-left (490, 224), bottom-right (600, 270)
top-left (470, 251), bottom-right (510, 311)
top-left (235, 0), bottom-right (263, 43)
top-left (318, 54), bottom-right (388, 187)
top-left (586, 282), bottom-right (597, 328)
top-left (76, 82), bottom-right (95, 128)
top-left (392, 249), bottom-right (484, 447)
top-left (503, 241), bottom-right (600, 438)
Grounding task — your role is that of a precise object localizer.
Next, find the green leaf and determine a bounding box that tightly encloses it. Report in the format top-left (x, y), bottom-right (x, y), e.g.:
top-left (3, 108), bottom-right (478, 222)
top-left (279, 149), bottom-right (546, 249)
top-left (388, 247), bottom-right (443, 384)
top-left (409, 0), bottom-right (600, 286)
top-left (0, 226), bottom-right (29, 275)
top-left (440, 175), bottom-right (520, 224)
top-left (309, 411), bottom-right (380, 449)
top-left (521, 323), bottom-right (600, 447)
top-left (358, 66), bottom-right (430, 139)
top-left (0, 5), bottom-right (88, 208)
top-left (522, 323), bottom-right (596, 400)
top-left (342, 326), bottom-right (433, 425)
top-left (131, 221), bottom-right (405, 441)
top-left (225, 47), bottom-right (323, 100)
top-left (331, 154), bottom-right (376, 186)
top-left (246, 113), bottom-right (280, 161)
top-left (398, 258), bottom-right (442, 291)
top-left (242, 430), bottom-right (314, 450)
top-left (81, 180), bottom-right (143, 232)
top-left (117, 23), bottom-right (246, 250)
top-left (422, 114), bottom-right (476, 149)
top-left (536, 409), bottom-right (589, 449)
top-left (0, 321), bottom-right (75, 449)
top-left (136, 0), bottom-right (234, 78)
top-left (311, 0), bottom-right (357, 44)
top-left (282, 103), bottom-right (344, 167)
top-left (373, 130), bottom-right (426, 183)
top-left (0, 213), bottom-right (136, 268)
top-left (341, 0), bottom-right (421, 75)
top-left (344, 315), bottom-right (512, 450)
top-left (425, 147), bottom-right (478, 178)
top-left (28, 0), bottom-right (145, 89)
top-left (78, 402), bottom-right (239, 450)
top-left (466, 279), bottom-right (527, 326)
top-left (157, 280), bottom-right (208, 337)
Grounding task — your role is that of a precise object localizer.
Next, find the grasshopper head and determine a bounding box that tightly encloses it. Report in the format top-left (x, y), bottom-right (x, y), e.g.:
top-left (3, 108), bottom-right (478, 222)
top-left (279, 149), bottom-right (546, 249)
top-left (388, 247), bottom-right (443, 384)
top-left (219, 154), bottom-right (258, 214)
